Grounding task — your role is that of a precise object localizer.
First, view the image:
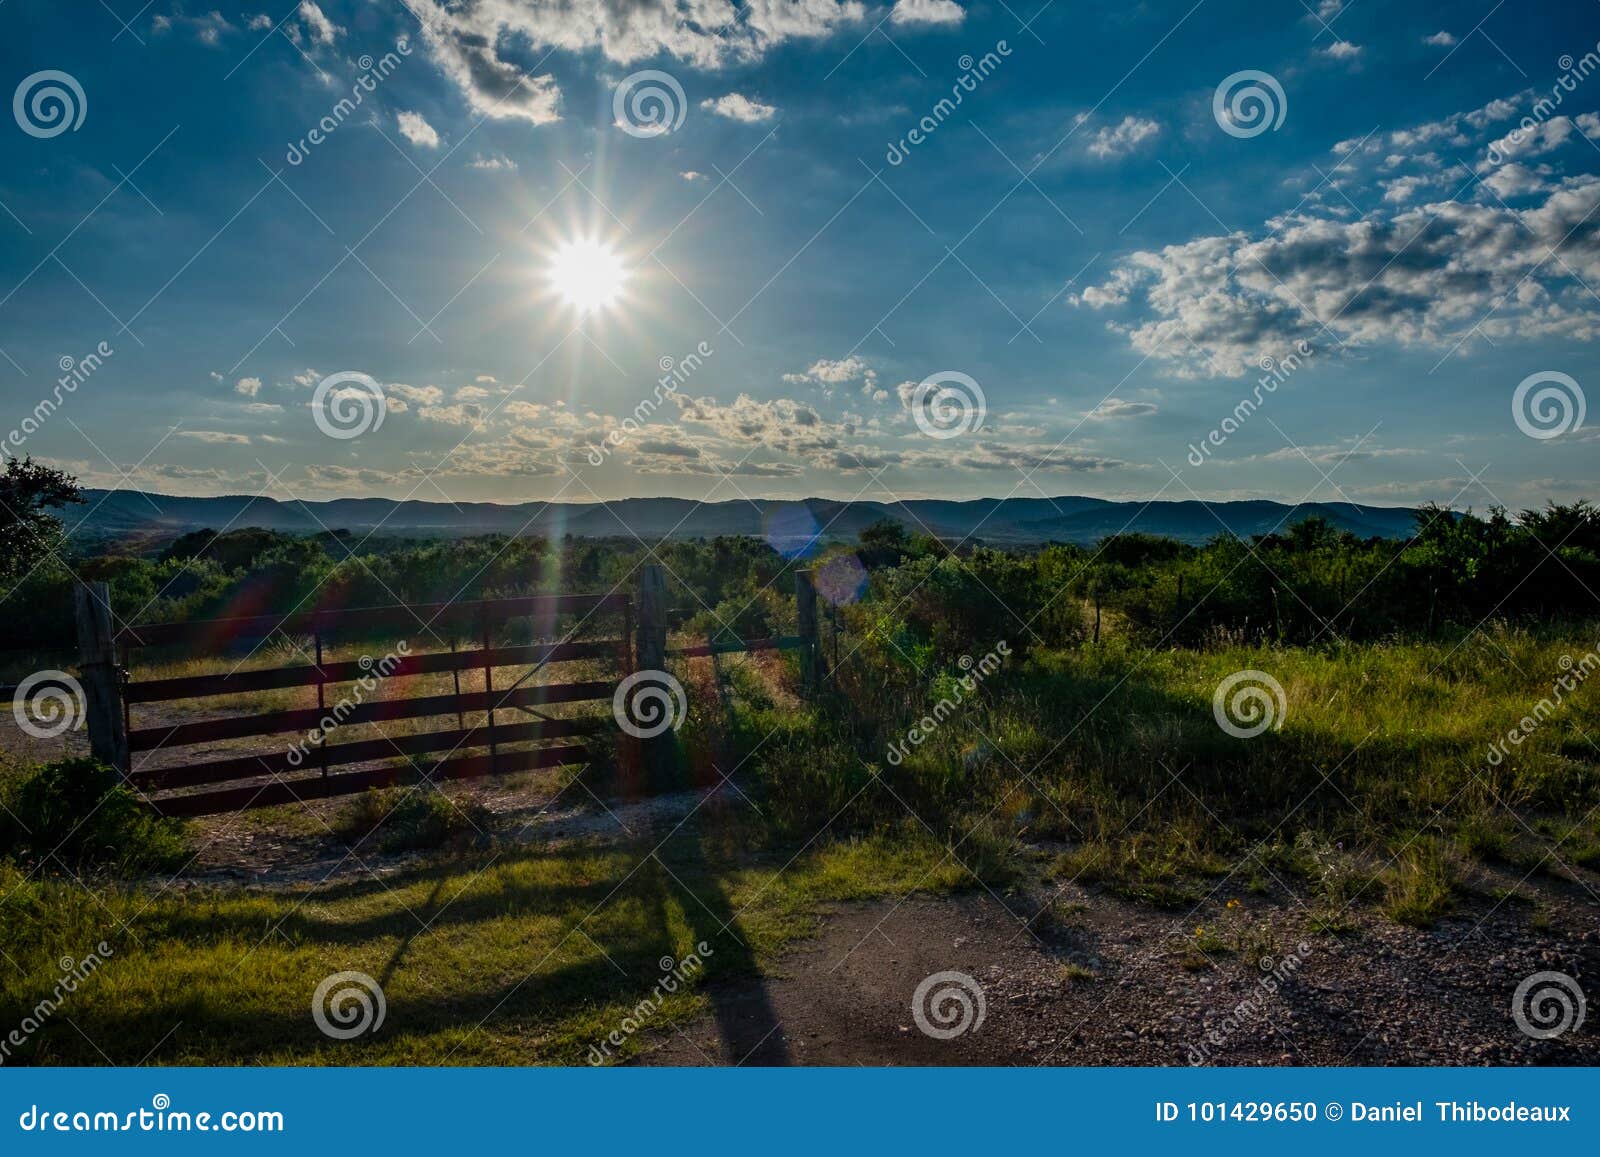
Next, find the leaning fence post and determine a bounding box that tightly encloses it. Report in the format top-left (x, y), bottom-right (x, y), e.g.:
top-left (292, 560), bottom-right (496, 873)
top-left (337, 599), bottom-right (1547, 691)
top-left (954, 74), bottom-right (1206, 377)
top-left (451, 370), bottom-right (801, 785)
top-left (74, 581), bottom-right (128, 776)
top-left (795, 569), bottom-right (820, 695)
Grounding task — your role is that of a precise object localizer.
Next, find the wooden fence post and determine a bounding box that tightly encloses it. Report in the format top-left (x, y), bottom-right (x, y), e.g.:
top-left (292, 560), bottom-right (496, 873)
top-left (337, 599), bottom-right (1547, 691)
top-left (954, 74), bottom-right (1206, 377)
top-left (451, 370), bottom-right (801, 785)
top-left (74, 581), bottom-right (128, 776)
top-left (637, 566), bottom-right (667, 674)
top-left (634, 565), bottom-right (674, 789)
top-left (795, 569), bottom-right (820, 695)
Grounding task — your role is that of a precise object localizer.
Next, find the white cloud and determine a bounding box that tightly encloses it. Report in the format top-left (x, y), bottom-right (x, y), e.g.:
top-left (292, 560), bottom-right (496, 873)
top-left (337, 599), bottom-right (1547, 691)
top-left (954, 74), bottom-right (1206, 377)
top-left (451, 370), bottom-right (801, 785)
top-left (235, 376), bottom-right (262, 397)
top-left (397, 111), bottom-right (441, 148)
top-left (1075, 176), bottom-right (1600, 375)
top-left (468, 153), bottom-right (517, 171)
top-left (701, 93), bottom-right (778, 123)
top-left (890, 0), bottom-right (964, 26)
top-left (1085, 399), bottom-right (1158, 420)
top-left (1321, 40), bottom-right (1362, 61)
top-left (297, 1), bottom-right (342, 46)
top-left (243, 402), bottom-right (284, 414)
top-left (1424, 30), bottom-right (1456, 46)
top-left (404, 0), bottom-right (864, 124)
top-left (680, 170), bottom-right (708, 181)
top-left (177, 430), bottom-right (252, 444)
top-left (1086, 115), bottom-right (1161, 159)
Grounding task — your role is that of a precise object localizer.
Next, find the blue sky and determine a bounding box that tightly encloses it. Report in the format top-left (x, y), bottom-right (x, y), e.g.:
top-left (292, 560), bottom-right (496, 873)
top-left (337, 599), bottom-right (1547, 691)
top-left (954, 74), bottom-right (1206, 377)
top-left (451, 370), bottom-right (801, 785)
top-left (2, 0), bottom-right (1597, 511)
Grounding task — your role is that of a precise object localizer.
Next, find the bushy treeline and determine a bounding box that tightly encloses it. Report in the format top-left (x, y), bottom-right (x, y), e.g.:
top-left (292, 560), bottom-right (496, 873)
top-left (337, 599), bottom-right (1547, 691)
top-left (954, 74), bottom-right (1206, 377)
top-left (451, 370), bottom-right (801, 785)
top-left (853, 501), bottom-right (1600, 650)
top-left (1, 525), bottom-right (803, 651)
top-left (4, 452), bottom-right (1596, 657)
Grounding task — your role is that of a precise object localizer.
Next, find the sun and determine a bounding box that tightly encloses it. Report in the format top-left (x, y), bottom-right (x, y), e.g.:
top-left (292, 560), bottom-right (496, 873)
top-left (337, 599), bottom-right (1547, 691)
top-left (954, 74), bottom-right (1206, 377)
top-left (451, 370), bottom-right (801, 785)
top-left (548, 238), bottom-right (628, 312)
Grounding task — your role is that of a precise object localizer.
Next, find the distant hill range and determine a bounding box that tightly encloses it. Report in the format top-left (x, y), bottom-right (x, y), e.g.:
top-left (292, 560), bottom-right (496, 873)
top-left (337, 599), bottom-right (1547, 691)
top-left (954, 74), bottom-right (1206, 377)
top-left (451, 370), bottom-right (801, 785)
top-left (73, 490), bottom-right (1425, 548)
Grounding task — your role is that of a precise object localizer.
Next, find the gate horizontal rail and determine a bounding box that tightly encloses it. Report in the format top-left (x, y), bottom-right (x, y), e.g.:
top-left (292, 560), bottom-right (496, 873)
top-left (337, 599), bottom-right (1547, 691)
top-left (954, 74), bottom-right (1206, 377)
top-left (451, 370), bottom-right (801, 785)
top-left (100, 592), bottom-right (630, 818)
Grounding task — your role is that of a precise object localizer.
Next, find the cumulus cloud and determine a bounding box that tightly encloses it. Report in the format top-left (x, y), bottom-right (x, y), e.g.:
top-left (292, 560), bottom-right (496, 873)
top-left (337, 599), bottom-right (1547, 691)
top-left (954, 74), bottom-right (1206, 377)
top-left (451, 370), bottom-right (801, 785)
top-left (1320, 40), bottom-right (1361, 62)
top-left (468, 153), bottom-right (517, 170)
top-left (296, 1), bottom-right (341, 46)
top-left (1424, 31), bottom-right (1456, 46)
top-left (1085, 115), bottom-right (1161, 159)
top-left (405, 0), bottom-right (864, 125)
top-left (890, 0), bottom-right (964, 26)
top-left (397, 111), bottom-right (441, 148)
top-left (701, 93), bottom-right (778, 122)
top-left (1073, 92), bottom-right (1600, 375)
top-left (235, 376), bottom-right (261, 397)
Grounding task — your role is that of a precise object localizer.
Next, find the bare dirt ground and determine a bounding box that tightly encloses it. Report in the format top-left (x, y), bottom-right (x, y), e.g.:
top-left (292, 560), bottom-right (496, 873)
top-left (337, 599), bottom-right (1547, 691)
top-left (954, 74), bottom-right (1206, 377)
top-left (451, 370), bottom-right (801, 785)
top-left (640, 880), bottom-right (1600, 1067)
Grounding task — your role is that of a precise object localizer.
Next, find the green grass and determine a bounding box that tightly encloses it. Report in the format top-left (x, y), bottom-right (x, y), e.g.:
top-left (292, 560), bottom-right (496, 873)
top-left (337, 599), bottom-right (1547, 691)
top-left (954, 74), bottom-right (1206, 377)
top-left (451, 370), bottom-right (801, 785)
top-left (3, 621), bottom-right (1595, 1064)
top-left (0, 823), bottom-right (966, 1066)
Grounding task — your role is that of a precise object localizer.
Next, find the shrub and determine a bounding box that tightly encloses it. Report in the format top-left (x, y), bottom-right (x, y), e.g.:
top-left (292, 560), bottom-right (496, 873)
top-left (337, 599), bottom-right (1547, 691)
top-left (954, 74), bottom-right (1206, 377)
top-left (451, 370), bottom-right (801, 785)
top-left (334, 786), bottom-right (492, 853)
top-left (0, 758), bottom-right (187, 873)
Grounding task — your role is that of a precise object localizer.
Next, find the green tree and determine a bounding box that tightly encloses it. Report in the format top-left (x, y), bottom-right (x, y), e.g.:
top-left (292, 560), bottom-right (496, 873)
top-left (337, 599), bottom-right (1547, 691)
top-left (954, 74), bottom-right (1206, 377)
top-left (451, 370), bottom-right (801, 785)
top-left (0, 457), bottom-right (82, 584)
